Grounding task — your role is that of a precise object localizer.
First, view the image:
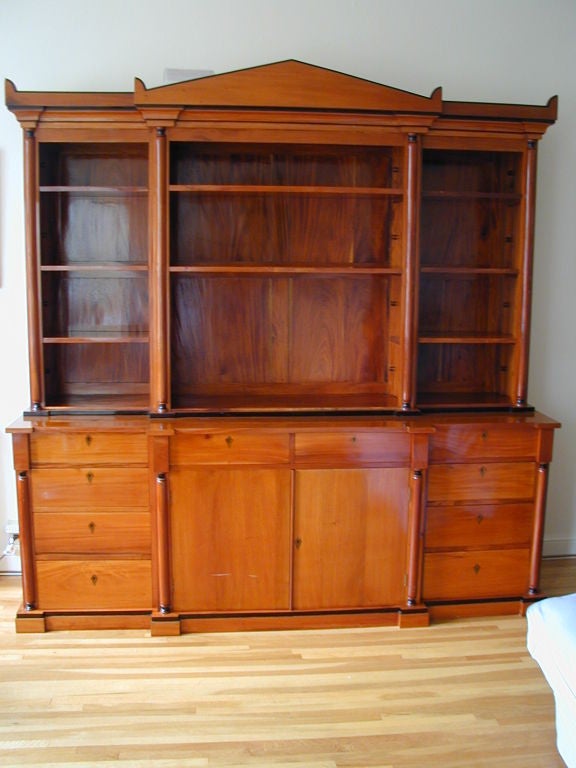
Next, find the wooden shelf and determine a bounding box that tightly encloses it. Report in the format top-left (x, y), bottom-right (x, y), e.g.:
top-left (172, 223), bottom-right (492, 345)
top-left (170, 265), bottom-right (402, 275)
top-left (41, 264), bottom-right (148, 272)
top-left (421, 266), bottom-right (518, 276)
top-left (422, 191), bottom-right (521, 201)
top-left (40, 186), bottom-right (147, 194)
top-left (43, 335), bottom-right (149, 344)
top-left (417, 392), bottom-right (514, 409)
top-left (418, 333), bottom-right (516, 344)
top-left (170, 184), bottom-right (403, 196)
top-left (171, 392), bottom-right (401, 414)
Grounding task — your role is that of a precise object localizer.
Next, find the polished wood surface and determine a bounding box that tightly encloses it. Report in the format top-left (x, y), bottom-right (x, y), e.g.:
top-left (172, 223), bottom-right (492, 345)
top-left (0, 558), bottom-right (573, 767)
top-left (293, 468), bottom-right (409, 609)
top-left (5, 63), bottom-right (557, 415)
top-left (170, 468), bottom-right (292, 612)
top-left (6, 412), bottom-right (559, 632)
top-left (4, 63), bottom-right (561, 635)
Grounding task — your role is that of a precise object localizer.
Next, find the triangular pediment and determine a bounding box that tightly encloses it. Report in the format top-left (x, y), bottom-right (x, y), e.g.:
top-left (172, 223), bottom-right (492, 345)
top-left (134, 59), bottom-right (441, 113)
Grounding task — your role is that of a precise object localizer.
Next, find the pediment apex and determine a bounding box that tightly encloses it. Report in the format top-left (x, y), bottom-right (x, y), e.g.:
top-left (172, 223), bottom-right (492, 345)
top-left (135, 60), bottom-right (442, 113)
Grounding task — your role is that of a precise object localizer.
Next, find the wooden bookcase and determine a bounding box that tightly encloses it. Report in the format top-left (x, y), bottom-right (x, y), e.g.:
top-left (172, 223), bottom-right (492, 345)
top-left (5, 61), bottom-right (560, 633)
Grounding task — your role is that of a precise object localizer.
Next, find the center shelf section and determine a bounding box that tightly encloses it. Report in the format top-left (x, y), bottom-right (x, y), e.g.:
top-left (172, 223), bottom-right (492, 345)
top-left (167, 142), bottom-right (406, 413)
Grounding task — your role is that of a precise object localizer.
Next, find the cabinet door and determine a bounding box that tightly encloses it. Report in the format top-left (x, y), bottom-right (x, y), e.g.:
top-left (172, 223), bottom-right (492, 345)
top-left (293, 468), bottom-right (409, 609)
top-left (170, 468), bottom-right (291, 611)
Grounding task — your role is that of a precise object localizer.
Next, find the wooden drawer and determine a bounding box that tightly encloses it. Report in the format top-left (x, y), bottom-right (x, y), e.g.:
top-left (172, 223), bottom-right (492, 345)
top-left (425, 503), bottom-right (534, 550)
top-left (427, 462), bottom-right (535, 503)
top-left (294, 431), bottom-right (410, 465)
top-left (36, 560), bottom-right (152, 610)
top-left (171, 432), bottom-right (290, 465)
top-left (31, 468), bottom-right (149, 509)
top-left (430, 424), bottom-right (537, 463)
top-left (31, 432), bottom-right (147, 466)
top-left (34, 511), bottom-right (150, 555)
top-left (423, 549), bottom-right (530, 601)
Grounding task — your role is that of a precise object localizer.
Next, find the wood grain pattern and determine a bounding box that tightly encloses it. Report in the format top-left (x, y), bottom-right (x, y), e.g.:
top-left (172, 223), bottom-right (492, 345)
top-left (427, 462), bottom-right (535, 503)
top-left (0, 558), bottom-right (572, 767)
top-left (293, 468), bottom-right (409, 609)
top-left (30, 467), bottom-right (149, 509)
top-left (170, 468), bottom-right (292, 612)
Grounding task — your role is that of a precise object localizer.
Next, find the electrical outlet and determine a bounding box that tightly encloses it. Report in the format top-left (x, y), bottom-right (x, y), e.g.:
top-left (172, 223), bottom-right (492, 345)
top-left (5, 520), bottom-right (19, 535)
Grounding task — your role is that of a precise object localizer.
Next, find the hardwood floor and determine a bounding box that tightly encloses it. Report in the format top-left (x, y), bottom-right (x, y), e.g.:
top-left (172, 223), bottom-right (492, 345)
top-left (0, 559), bottom-right (574, 767)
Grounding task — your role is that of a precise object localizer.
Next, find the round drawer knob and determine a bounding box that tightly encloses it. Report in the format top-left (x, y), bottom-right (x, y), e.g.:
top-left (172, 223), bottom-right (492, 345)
top-left (90, 574), bottom-right (98, 586)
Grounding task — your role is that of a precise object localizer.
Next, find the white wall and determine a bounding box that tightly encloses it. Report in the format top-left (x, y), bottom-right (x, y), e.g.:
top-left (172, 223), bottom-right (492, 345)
top-left (1, 0), bottom-right (575, 571)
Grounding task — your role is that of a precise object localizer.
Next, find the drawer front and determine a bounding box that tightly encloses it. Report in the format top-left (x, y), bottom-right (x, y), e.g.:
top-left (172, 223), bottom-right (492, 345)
top-left (34, 512), bottom-right (151, 555)
top-left (31, 468), bottom-right (149, 509)
top-left (423, 549), bottom-right (530, 601)
top-left (425, 503), bottom-right (534, 550)
top-left (36, 560), bottom-right (152, 610)
top-left (171, 432), bottom-right (290, 465)
top-left (31, 432), bottom-right (147, 466)
top-left (427, 462), bottom-right (535, 503)
top-left (294, 431), bottom-right (410, 465)
top-left (430, 424), bottom-right (537, 463)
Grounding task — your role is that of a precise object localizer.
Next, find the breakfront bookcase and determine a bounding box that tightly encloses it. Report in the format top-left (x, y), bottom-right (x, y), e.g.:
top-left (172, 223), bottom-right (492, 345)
top-left (5, 61), bottom-right (560, 633)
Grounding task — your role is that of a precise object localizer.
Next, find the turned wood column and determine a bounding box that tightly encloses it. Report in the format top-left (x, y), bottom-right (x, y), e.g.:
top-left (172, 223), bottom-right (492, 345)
top-left (12, 433), bottom-right (36, 610)
top-left (406, 430), bottom-right (430, 606)
top-left (149, 127), bottom-right (170, 413)
top-left (516, 140), bottom-right (538, 407)
top-left (23, 128), bottom-right (43, 411)
top-left (528, 462), bottom-right (549, 595)
top-left (401, 133), bottom-right (421, 411)
top-left (150, 430), bottom-right (172, 613)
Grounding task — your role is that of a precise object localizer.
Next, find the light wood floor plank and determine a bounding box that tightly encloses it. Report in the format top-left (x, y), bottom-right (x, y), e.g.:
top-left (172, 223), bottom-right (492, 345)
top-left (0, 559), bottom-right (574, 767)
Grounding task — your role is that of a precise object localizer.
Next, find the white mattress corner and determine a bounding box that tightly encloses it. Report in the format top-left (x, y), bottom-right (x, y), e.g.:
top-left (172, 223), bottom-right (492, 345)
top-left (526, 593), bottom-right (576, 768)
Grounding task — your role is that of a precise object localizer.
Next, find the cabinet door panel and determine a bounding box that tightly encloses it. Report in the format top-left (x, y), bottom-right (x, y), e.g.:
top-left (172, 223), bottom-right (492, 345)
top-left (170, 468), bottom-right (291, 611)
top-left (293, 468), bottom-right (409, 609)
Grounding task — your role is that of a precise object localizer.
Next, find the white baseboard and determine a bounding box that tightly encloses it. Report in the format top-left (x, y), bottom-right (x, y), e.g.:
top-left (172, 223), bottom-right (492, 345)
top-left (543, 538), bottom-right (576, 558)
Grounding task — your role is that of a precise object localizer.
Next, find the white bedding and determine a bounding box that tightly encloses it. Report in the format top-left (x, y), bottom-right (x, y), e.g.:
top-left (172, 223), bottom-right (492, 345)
top-left (527, 593), bottom-right (576, 768)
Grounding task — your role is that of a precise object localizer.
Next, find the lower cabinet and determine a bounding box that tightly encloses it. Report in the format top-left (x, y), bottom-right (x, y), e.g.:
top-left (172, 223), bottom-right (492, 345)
top-left (7, 412), bottom-right (559, 633)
